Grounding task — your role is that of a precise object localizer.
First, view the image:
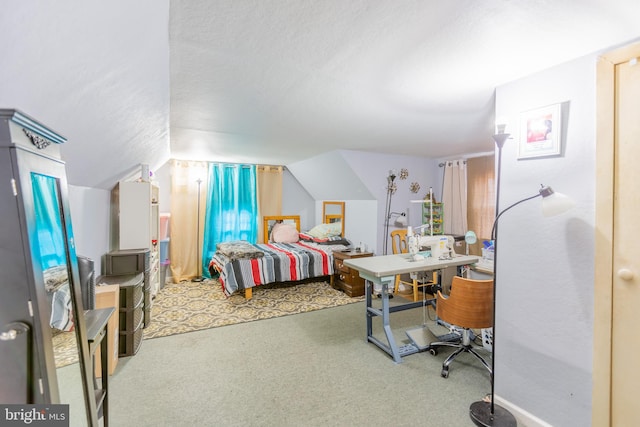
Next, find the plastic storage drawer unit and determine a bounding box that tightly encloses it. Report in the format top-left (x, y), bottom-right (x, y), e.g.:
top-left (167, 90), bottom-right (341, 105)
top-left (98, 272), bottom-right (144, 357)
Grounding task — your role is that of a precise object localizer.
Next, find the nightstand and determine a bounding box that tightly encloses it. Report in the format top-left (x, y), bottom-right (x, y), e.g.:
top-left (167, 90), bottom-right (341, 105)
top-left (333, 250), bottom-right (373, 297)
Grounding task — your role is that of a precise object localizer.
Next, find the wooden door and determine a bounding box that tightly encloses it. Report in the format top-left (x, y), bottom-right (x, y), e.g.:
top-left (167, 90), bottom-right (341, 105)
top-left (594, 41), bottom-right (640, 426)
top-left (611, 45), bottom-right (640, 424)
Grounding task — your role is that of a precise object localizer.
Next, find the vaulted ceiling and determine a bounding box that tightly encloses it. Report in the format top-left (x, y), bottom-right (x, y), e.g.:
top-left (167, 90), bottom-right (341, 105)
top-left (2, 1), bottom-right (639, 188)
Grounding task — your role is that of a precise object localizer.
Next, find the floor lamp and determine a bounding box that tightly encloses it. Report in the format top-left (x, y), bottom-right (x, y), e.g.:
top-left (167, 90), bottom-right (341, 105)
top-left (192, 178), bottom-right (204, 282)
top-left (469, 127), bottom-right (575, 426)
top-left (382, 170), bottom-right (397, 255)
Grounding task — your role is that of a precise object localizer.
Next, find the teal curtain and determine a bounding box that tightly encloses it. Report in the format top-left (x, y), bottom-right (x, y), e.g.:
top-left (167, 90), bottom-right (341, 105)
top-left (202, 163), bottom-right (258, 277)
top-left (31, 173), bottom-right (67, 270)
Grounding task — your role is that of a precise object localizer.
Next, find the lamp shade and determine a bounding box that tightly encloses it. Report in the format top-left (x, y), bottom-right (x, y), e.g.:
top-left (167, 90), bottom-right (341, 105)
top-left (540, 187), bottom-right (576, 217)
top-left (395, 215), bottom-right (408, 227)
top-left (464, 230), bottom-right (477, 245)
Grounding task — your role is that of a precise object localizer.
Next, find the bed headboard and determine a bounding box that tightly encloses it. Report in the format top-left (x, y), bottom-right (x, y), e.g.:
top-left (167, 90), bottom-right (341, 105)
top-left (263, 215), bottom-right (301, 243)
top-left (322, 201), bottom-right (345, 237)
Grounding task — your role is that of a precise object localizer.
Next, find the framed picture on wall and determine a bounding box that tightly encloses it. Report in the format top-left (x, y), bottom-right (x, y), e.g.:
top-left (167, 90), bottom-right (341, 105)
top-left (518, 103), bottom-right (562, 159)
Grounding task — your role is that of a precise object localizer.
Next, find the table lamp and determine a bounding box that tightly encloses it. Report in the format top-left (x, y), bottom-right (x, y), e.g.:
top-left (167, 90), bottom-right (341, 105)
top-left (464, 230), bottom-right (477, 255)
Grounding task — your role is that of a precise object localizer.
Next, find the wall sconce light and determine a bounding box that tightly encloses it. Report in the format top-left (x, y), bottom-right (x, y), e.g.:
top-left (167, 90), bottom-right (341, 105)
top-left (390, 212), bottom-right (407, 227)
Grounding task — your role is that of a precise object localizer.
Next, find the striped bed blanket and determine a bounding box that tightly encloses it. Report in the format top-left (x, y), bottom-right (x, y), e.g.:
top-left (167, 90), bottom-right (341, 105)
top-left (209, 242), bottom-right (347, 296)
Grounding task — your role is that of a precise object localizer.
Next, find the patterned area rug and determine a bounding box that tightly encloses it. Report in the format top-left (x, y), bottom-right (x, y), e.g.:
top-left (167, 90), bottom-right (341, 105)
top-left (143, 279), bottom-right (364, 339)
top-left (54, 279), bottom-right (363, 367)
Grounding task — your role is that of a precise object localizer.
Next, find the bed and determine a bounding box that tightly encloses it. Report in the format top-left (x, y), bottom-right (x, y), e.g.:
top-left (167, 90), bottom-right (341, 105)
top-left (44, 264), bottom-right (74, 331)
top-left (208, 203), bottom-right (350, 299)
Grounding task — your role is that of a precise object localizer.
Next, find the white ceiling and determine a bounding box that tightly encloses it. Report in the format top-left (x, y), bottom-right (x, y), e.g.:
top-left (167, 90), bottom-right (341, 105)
top-left (169, 0), bottom-right (640, 165)
top-left (2, 1), bottom-right (640, 188)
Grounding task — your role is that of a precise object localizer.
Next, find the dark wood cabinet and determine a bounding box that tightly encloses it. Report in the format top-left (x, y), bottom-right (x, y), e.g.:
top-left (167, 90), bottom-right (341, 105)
top-left (333, 250), bottom-right (373, 297)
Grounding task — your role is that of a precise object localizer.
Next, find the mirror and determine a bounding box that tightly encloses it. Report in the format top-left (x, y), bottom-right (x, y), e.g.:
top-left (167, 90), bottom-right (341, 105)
top-left (31, 172), bottom-right (92, 426)
top-left (322, 201), bottom-right (345, 237)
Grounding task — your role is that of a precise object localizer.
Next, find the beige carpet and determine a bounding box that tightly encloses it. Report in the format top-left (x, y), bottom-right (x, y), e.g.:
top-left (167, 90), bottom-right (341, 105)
top-left (143, 279), bottom-right (363, 339)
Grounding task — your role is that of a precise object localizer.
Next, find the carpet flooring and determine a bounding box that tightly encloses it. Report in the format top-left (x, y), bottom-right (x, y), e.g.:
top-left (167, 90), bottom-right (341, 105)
top-left (103, 297), bottom-right (499, 427)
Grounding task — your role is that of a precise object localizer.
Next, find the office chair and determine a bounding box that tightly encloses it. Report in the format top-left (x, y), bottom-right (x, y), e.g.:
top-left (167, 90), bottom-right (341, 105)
top-left (390, 229), bottom-right (437, 301)
top-left (429, 276), bottom-right (493, 378)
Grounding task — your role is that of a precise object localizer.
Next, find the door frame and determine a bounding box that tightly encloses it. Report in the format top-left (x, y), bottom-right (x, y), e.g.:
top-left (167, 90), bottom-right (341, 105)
top-left (593, 40), bottom-right (640, 427)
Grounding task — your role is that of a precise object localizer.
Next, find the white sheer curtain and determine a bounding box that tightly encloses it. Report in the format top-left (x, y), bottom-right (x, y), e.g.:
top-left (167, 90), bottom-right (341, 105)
top-left (442, 160), bottom-right (468, 236)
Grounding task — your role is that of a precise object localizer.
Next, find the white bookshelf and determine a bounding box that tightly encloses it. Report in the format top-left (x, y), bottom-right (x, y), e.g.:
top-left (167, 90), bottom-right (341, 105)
top-left (113, 181), bottom-right (161, 296)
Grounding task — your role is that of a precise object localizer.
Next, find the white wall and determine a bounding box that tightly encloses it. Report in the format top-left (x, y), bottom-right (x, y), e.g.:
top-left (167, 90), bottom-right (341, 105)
top-left (313, 200), bottom-right (377, 252)
top-left (341, 150), bottom-right (440, 255)
top-left (289, 149), bottom-right (444, 254)
top-left (67, 185), bottom-right (111, 275)
top-left (287, 150), bottom-right (373, 201)
top-left (155, 161), bottom-right (171, 214)
top-left (282, 169), bottom-right (315, 231)
top-left (0, 1), bottom-right (171, 190)
top-left (494, 54), bottom-right (596, 426)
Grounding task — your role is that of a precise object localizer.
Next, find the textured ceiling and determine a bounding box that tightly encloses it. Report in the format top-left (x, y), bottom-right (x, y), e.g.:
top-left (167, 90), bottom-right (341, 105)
top-left (0, 0), bottom-right (171, 189)
top-left (169, 0), bottom-right (640, 165)
top-left (1, 1), bottom-right (640, 189)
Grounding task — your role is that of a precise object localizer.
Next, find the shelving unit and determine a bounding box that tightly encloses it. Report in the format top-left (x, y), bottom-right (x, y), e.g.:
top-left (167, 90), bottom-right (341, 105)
top-left (111, 181), bottom-right (161, 301)
top-left (150, 184), bottom-right (160, 293)
top-left (422, 202), bottom-right (444, 235)
top-left (97, 273), bottom-right (145, 357)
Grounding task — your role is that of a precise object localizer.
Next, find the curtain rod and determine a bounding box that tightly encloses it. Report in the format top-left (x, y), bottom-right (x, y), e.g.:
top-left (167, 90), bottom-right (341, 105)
top-left (171, 159), bottom-right (286, 170)
top-left (438, 151), bottom-right (495, 166)
top-left (212, 163), bottom-right (287, 170)
top-left (439, 160), bottom-right (467, 167)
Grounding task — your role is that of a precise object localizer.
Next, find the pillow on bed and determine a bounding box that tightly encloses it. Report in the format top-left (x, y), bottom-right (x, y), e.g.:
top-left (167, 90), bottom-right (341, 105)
top-left (306, 222), bottom-right (342, 239)
top-left (299, 232), bottom-right (350, 245)
top-left (271, 222), bottom-right (299, 243)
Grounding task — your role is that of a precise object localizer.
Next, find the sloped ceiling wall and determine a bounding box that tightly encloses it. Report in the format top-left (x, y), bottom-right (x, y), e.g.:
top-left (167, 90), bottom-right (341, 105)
top-left (0, 1), bottom-right (170, 189)
top-left (287, 151), bottom-right (373, 201)
top-left (288, 148), bottom-right (440, 218)
top-left (3, 1), bottom-right (640, 193)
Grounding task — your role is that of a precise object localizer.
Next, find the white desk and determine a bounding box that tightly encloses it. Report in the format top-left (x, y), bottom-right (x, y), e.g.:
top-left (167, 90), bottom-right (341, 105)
top-left (344, 253), bottom-right (479, 363)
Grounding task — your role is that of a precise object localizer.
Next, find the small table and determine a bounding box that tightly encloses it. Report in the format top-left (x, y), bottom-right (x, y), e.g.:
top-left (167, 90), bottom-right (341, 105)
top-left (85, 307), bottom-right (115, 426)
top-left (344, 253), bottom-right (479, 363)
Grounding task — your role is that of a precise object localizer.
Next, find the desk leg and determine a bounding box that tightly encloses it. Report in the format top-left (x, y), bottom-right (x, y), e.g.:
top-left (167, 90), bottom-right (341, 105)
top-left (365, 280), bottom-right (373, 339)
top-left (100, 326), bottom-right (109, 427)
top-left (380, 282), bottom-right (402, 363)
top-left (365, 277), bottom-right (404, 363)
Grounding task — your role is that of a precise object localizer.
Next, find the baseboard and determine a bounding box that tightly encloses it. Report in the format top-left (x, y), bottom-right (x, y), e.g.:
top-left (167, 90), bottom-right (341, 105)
top-left (494, 395), bottom-right (553, 427)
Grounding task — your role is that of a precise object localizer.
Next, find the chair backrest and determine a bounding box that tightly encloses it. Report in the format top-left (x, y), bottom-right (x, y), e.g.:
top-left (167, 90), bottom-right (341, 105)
top-left (390, 229), bottom-right (408, 254)
top-left (436, 276), bottom-right (493, 329)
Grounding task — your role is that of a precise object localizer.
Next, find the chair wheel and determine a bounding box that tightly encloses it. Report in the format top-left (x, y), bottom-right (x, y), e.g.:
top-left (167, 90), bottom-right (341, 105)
top-left (441, 368), bottom-right (449, 378)
top-left (429, 348), bottom-right (438, 356)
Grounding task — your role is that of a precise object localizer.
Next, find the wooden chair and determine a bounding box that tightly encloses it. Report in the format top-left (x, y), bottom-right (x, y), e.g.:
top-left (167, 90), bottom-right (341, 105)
top-left (428, 276), bottom-right (493, 378)
top-left (390, 229), bottom-right (437, 301)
